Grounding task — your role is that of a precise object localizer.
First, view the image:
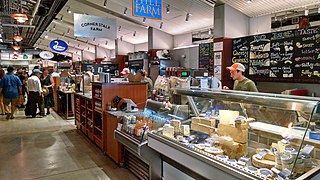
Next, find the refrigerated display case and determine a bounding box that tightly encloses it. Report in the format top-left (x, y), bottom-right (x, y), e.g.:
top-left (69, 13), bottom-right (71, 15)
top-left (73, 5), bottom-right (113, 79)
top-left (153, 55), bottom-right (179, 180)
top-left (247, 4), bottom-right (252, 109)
top-left (147, 88), bottom-right (320, 180)
top-left (113, 99), bottom-right (189, 179)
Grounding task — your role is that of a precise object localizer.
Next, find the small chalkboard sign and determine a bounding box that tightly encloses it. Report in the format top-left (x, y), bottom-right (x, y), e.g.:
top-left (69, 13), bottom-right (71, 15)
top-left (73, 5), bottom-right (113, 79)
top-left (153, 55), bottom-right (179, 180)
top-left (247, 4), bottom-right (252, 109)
top-left (232, 36), bottom-right (252, 77)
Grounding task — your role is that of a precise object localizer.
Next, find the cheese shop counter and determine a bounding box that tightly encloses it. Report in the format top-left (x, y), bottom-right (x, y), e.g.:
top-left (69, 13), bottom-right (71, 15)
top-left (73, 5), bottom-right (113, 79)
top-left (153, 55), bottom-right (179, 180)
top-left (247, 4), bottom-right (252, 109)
top-left (145, 88), bottom-right (320, 180)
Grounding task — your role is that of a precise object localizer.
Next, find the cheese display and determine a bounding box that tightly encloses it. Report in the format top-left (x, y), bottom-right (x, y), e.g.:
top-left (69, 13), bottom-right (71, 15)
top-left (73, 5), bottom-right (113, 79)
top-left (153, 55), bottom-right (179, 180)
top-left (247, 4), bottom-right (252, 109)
top-left (252, 154), bottom-right (276, 169)
top-left (217, 123), bottom-right (248, 144)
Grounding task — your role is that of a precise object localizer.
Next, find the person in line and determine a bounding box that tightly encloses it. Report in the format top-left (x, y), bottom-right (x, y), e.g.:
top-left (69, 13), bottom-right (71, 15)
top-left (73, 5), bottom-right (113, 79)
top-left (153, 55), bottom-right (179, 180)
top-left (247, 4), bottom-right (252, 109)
top-left (223, 63), bottom-right (258, 92)
top-left (120, 68), bottom-right (131, 81)
top-left (0, 66), bottom-right (23, 119)
top-left (27, 69), bottom-right (44, 118)
top-left (40, 68), bottom-right (54, 115)
top-left (0, 68), bottom-right (9, 115)
top-left (137, 70), bottom-right (153, 98)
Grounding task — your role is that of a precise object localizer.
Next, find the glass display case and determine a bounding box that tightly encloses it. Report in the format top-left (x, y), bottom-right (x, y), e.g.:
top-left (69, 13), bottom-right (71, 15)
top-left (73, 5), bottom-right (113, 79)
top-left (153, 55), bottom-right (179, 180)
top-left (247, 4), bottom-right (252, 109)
top-left (148, 88), bottom-right (320, 180)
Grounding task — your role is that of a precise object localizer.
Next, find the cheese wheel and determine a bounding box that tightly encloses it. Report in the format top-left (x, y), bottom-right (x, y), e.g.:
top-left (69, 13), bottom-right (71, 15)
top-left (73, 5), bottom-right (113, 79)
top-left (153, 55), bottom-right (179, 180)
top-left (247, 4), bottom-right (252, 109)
top-left (252, 154), bottom-right (276, 169)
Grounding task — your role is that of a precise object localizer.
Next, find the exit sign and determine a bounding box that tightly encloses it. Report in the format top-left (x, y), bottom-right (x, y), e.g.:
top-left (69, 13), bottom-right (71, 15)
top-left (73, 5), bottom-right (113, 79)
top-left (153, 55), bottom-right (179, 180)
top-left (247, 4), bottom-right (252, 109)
top-left (132, 0), bottom-right (162, 20)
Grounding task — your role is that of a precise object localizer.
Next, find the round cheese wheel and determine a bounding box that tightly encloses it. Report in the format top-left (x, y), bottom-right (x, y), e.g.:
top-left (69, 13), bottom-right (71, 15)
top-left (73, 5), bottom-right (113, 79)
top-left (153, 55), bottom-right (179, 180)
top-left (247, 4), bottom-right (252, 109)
top-left (252, 154), bottom-right (276, 169)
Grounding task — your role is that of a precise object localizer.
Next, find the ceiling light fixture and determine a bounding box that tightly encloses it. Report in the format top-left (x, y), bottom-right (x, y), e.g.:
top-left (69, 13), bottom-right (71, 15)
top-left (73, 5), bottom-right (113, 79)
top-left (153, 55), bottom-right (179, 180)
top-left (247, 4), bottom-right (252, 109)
top-left (45, 34), bottom-right (48, 38)
top-left (12, 45), bottom-right (21, 51)
top-left (143, 17), bottom-right (146, 23)
top-left (13, 33), bottom-right (23, 42)
top-left (133, 31), bottom-right (136, 36)
top-left (53, 25), bottom-right (56, 30)
top-left (67, 28), bottom-right (70, 34)
top-left (285, 12), bottom-right (288, 19)
top-left (105, 40), bottom-right (108, 45)
top-left (185, 13), bottom-right (190, 22)
top-left (67, 7), bottom-right (71, 14)
top-left (103, 0), bottom-right (108, 7)
top-left (166, 4), bottom-right (170, 14)
top-left (118, 26), bottom-right (121, 31)
top-left (9, 7), bottom-right (31, 23)
top-left (208, 28), bottom-right (212, 35)
top-left (160, 22), bottom-right (163, 29)
top-left (305, 8), bottom-right (309, 16)
top-left (120, 36), bottom-right (123, 41)
top-left (247, 0), bottom-right (252, 4)
top-left (60, 15), bottom-right (63, 21)
top-left (124, 7), bottom-right (128, 16)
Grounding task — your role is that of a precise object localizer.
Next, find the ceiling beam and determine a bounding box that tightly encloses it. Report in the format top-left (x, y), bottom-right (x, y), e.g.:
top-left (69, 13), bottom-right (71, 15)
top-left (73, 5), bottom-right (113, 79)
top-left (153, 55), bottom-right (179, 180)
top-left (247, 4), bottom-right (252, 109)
top-left (2, 24), bottom-right (36, 28)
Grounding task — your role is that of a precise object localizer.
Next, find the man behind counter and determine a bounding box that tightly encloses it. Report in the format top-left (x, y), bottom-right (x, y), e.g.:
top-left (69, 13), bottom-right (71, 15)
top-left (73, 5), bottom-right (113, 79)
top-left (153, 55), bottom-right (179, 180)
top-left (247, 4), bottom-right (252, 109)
top-left (223, 63), bottom-right (258, 92)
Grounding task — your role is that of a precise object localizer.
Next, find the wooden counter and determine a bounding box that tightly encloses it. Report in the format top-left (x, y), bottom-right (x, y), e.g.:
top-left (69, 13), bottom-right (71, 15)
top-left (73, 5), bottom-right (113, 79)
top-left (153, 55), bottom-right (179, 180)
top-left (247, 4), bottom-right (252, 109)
top-left (74, 82), bottom-right (148, 164)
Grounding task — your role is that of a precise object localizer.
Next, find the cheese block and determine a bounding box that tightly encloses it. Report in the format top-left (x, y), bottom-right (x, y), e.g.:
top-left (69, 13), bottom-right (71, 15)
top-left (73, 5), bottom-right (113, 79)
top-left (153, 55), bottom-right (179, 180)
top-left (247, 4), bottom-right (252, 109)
top-left (201, 118), bottom-right (215, 127)
top-left (218, 123), bottom-right (248, 144)
top-left (252, 154), bottom-right (276, 169)
top-left (180, 125), bottom-right (190, 136)
top-left (191, 123), bottom-right (214, 135)
top-left (277, 141), bottom-right (290, 152)
top-left (191, 117), bottom-right (202, 124)
top-left (163, 125), bottom-right (174, 138)
top-left (256, 148), bottom-right (275, 161)
top-left (170, 119), bottom-right (181, 133)
top-left (219, 136), bottom-right (247, 159)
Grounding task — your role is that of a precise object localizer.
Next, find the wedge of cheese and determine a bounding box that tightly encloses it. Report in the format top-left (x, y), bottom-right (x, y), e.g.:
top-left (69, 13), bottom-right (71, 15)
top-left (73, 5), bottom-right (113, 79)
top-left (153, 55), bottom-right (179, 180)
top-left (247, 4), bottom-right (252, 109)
top-left (218, 123), bottom-right (248, 144)
top-left (163, 125), bottom-right (174, 139)
top-left (191, 123), bottom-right (214, 135)
top-left (170, 119), bottom-right (181, 133)
top-left (252, 154), bottom-right (276, 169)
top-left (256, 148), bottom-right (275, 161)
top-left (180, 125), bottom-right (190, 136)
top-left (219, 136), bottom-right (247, 159)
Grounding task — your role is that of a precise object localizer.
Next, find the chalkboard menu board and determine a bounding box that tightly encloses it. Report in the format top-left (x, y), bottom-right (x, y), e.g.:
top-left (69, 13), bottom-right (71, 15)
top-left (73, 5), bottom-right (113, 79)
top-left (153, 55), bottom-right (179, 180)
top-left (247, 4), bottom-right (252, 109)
top-left (232, 37), bottom-right (252, 77)
top-left (294, 27), bottom-right (320, 83)
top-left (269, 30), bottom-right (295, 81)
top-left (231, 26), bottom-right (320, 83)
top-left (199, 43), bottom-right (211, 70)
top-left (249, 34), bottom-right (271, 79)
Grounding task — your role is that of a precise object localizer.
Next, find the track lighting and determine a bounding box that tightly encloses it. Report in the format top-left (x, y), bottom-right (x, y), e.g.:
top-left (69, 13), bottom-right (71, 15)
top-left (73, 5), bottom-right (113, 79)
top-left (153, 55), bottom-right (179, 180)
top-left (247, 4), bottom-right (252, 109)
top-left (103, 0), bottom-right (107, 7)
top-left (160, 22), bottom-right (163, 29)
top-left (123, 7), bottom-right (127, 16)
top-left (166, 4), bottom-right (170, 14)
top-left (120, 36), bottom-right (123, 41)
top-left (133, 31), bottom-right (136, 36)
top-left (305, 8), bottom-right (309, 16)
top-left (60, 15), bottom-right (63, 21)
top-left (208, 28), bottom-right (212, 35)
top-left (53, 25), bottom-right (56, 30)
top-left (67, 28), bottom-right (70, 34)
top-left (118, 26), bottom-right (121, 31)
top-left (45, 34), bottom-right (48, 38)
top-left (185, 13), bottom-right (190, 22)
top-left (67, 7), bottom-right (71, 14)
top-left (247, 0), bottom-right (252, 3)
top-left (143, 17), bottom-right (146, 23)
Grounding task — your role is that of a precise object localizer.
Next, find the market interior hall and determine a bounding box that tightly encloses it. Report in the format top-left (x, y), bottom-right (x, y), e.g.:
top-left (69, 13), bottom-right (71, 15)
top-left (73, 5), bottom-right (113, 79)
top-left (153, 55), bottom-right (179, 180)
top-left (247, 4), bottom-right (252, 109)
top-left (1, 0), bottom-right (320, 179)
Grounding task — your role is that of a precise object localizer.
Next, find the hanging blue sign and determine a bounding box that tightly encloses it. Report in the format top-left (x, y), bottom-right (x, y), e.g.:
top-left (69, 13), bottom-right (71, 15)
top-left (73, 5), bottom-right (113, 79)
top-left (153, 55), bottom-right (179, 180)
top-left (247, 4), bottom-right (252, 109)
top-left (49, 39), bottom-right (68, 53)
top-left (132, 0), bottom-right (162, 20)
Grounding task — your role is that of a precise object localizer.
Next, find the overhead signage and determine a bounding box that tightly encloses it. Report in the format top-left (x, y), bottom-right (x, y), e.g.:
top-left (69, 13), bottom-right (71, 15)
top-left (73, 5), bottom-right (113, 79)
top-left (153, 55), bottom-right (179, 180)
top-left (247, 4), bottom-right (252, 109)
top-left (133, 0), bottom-right (162, 20)
top-left (49, 39), bottom-right (68, 53)
top-left (40, 51), bottom-right (54, 60)
top-left (74, 13), bottom-right (117, 39)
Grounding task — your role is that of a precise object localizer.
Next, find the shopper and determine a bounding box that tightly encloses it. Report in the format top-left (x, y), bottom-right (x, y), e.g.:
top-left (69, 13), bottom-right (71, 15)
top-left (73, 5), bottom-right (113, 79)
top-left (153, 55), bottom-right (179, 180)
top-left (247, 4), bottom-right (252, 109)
top-left (0, 68), bottom-right (9, 115)
top-left (223, 63), bottom-right (258, 92)
top-left (120, 68), bottom-right (131, 81)
top-left (40, 67), bottom-right (54, 115)
top-left (0, 66), bottom-right (23, 119)
top-left (137, 70), bottom-right (153, 98)
top-left (27, 69), bottom-right (44, 118)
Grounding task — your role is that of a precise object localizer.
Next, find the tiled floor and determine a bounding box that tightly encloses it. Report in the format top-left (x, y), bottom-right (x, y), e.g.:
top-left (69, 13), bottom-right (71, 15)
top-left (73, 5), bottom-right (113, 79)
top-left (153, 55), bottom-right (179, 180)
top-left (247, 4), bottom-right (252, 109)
top-left (0, 110), bottom-right (137, 180)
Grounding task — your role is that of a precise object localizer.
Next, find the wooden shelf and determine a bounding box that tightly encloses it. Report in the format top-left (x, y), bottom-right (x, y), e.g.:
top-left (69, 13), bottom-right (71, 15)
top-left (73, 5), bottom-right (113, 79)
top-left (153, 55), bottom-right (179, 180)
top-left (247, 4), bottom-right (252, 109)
top-left (87, 108), bottom-right (92, 112)
top-left (81, 105), bottom-right (86, 108)
top-left (87, 118), bottom-right (93, 123)
top-left (81, 114), bottom-right (86, 118)
top-left (94, 134), bottom-right (102, 141)
top-left (94, 96), bottom-right (102, 100)
top-left (95, 126), bottom-right (102, 132)
top-left (94, 109), bottom-right (102, 114)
